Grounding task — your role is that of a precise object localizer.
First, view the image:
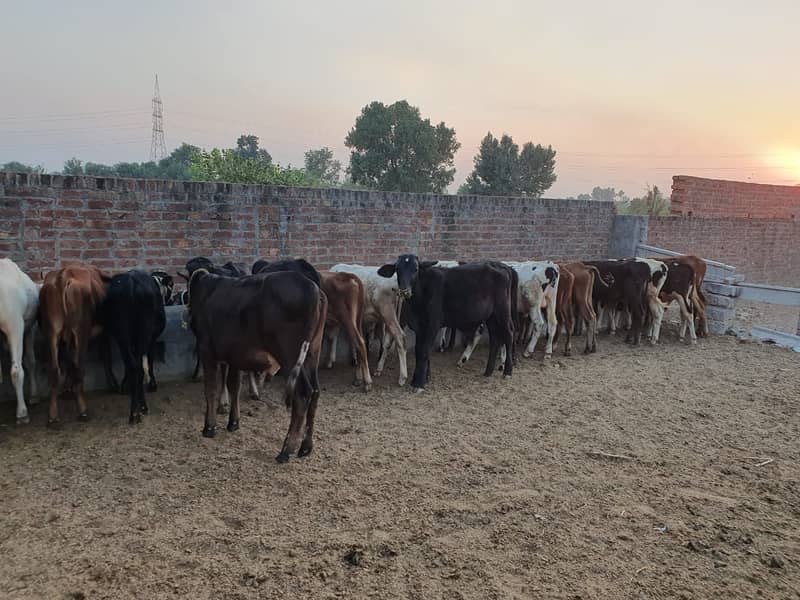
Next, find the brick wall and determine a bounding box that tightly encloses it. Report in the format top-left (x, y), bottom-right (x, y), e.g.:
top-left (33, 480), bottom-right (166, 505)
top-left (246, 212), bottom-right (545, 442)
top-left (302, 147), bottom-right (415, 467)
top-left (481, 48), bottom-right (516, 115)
top-left (0, 172), bottom-right (615, 278)
top-left (647, 216), bottom-right (800, 286)
top-left (670, 175), bottom-right (800, 220)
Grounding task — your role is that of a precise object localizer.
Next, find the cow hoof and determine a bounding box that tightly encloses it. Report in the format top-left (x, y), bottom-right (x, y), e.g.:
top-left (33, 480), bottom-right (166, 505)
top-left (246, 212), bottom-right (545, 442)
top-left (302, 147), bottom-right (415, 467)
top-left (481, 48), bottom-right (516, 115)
top-left (583, 347), bottom-right (591, 355)
top-left (374, 368), bottom-right (383, 377)
top-left (227, 420), bottom-right (239, 433)
top-left (362, 383), bottom-right (372, 393)
top-left (16, 414), bottom-right (30, 425)
top-left (326, 362), bottom-right (334, 370)
top-left (77, 412), bottom-right (90, 422)
top-left (503, 374), bottom-right (512, 380)
top-left (412, 387), bottom-right (424, 394)
top-left (217, 404), bottom-right (229, 416)
top-left (690, 339), bottom-right (697, 346)
top-left (275, 451), bottom-right (290, 464)
top-left (522, 351), bottom-right (531, 359)
top-left (202, 425), bottom-right (217, 438)
top-left (564, 349), bottom-right (572, 357)
top-left (544, 353), bottom-right (552, 360)
top-left (298, 441), bottom-right (313, 457)
top-left (129, 413), bottom-right (142, 425)
top-left (397, 377), bottom-right (406, 387)
top-left (140, 404), bottom-right (149, 415)
top-left (249, 392), bottom-right (260, 402)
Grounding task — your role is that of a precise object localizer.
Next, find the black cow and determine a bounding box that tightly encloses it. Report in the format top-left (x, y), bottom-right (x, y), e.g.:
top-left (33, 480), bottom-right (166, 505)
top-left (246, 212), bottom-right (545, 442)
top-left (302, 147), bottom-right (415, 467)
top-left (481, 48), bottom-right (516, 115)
top-left (583, 259), bottom-right (650, 345)
top-left (188, 270), bottom-right (327, 462)
top-left (378, 255), bottom-right (516, 391)
top-left (99, 270), bottom-right (166, 423)
top-left (252, 258), bottom-right (322, 286)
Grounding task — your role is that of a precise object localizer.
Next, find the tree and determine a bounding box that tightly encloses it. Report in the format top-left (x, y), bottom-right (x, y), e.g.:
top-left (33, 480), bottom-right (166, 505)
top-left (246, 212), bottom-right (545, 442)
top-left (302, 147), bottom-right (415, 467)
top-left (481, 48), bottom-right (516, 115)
top-left (62, 157), bottom-right (84, 175)
top-left (235, 134), bottom-right (272, 164)
top-left (1, 161), bottom-right (44, 174)
top-left (189, 148), bottom-right (316, 186)
top-left (345, 100), bottom-right (460, 193)
top-left (304, 147), bottom-right (341, 185)
top-left (622, 184), bottom-right (670, 216)
top-left (462, 132), bottom-right (556, 197)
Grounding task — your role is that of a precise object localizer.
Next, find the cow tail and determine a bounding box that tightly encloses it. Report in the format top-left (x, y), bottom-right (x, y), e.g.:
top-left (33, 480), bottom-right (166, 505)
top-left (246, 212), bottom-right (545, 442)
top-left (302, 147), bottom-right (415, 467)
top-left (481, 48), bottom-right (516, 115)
top-left (285, 341), bottom-right (310, 409)
top-left (587, 266), bottom-right (609, 287)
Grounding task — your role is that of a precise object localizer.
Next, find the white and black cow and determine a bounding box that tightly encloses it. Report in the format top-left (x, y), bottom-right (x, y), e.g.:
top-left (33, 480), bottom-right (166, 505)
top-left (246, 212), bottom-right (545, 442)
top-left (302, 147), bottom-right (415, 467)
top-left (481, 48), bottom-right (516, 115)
top-left (0, 258), bottom-right (39, 424)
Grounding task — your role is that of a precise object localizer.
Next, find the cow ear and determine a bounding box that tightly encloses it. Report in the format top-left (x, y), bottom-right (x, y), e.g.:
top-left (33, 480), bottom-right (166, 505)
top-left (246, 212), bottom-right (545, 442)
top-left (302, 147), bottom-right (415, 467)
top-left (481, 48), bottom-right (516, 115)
top-left (377, 264), bottom-right (396, 278)
top-left (420, 261), bottom-right (438, 269)
top-left (177, 271), bottom-right (189, 282)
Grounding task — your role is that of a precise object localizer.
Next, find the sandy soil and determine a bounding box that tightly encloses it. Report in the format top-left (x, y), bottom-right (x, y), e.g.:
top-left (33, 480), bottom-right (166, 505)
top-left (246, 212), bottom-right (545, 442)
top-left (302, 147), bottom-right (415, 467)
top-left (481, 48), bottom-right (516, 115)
top-left (1, 325), bottom-right (798, 600)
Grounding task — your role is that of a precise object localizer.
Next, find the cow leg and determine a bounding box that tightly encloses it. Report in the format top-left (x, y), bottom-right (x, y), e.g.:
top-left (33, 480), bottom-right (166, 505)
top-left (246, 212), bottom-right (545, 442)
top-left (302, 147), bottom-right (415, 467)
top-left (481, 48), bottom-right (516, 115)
top-left (248, 372), bottom-right (262, 401)
top-left (458, 324), bottom-right (483, 366)
top-left (523, 309), bottom-right (545, 358)
top-left (543, 302), bottom-right (558, 358)
top-left (23, 326), bottom-right (37, 402)
top-left (299, 367), bottom-right (321, 458)
top-left (483, 319), bottom-right (501, 378)
top-left (146, 343), bottom-right (157, 392)
top-left (217, 364), bottom-right (230, 415)
top-left (342, 311), bottom-right (372, 392)
top-left (577, 300), bottom-right (598, 354)
top-left (226, 366), bottom-right (241, 432)
top-left (202, 360), bottom-right (222, 437)
top-left (325, 325), bottom-right (339, 369)
top-left (71, 331), bottom-right (91, 421)
top-left (377, 305), bottom-right (406, 386)
top-left (191, 346), bottom-right (202, 381)
top-left (97, 334), bottom-right (119, 393)
top-left (46, 330), bottom-right (61, 425)
top-left (2, 321), bottom-right (28, 425)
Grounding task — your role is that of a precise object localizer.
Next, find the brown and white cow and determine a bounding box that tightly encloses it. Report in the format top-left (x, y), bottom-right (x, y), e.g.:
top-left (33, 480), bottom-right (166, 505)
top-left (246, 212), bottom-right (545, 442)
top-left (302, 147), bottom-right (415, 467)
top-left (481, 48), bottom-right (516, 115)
top-left (39, 263), bottom-right (110, 424)
top-left (319, 271), bottom-right (373, 392)
top-left (330, 263), bottom-right (408, 386)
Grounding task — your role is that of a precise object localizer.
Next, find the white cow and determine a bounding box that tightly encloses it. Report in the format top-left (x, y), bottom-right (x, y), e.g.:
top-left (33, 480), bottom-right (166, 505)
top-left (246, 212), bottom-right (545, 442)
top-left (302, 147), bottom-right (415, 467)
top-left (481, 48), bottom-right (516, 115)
top-left (330, 264), bottom-right (408, 386)
top-left (458, 260), bottom-right (559, 364)
top-left (0, 258), bottom-right (39, 424)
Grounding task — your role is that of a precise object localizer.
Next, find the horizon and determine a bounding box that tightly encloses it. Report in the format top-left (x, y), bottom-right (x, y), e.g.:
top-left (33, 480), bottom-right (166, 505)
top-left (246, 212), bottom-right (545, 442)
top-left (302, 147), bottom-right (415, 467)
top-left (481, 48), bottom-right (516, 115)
top-left (1, 1), bottom-right (799, 196)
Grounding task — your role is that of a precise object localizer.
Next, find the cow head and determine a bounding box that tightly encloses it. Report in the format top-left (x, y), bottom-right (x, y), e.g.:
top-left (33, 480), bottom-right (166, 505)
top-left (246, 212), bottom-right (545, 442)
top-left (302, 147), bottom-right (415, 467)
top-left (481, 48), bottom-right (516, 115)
top-left (186, 256), bottom-right (215, 276)
top-left (378, 254), bottom-right (437, 298)
top-left (151, 270), bottom-right (174, 306)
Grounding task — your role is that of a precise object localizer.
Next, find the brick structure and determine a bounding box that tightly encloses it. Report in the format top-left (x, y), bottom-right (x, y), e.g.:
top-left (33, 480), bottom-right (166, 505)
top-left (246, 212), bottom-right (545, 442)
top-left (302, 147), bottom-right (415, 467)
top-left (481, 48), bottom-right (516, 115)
top-left (647, 216), bottom-right (800, 286)
top-left (670, 175), bottom-right (800, 220)
top-left (0, 172), bottom-right (615, 278)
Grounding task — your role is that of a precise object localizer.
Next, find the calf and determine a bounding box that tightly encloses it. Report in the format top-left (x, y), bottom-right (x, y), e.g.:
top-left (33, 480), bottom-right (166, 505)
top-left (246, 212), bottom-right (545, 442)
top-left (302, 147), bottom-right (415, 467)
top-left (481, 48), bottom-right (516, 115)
top-left (655, 255), bottom-right (708, 337)
top-left (151, 271), bottom-right (175, 306)
top-left (378, 256), bottom-right (515, 391)
top-left (552, 266), bottom-right (576, 356)
top-left (653, 260), bottom-right (697, 344)
top-left (188, 269), bottom-right (327, 463)
top-left (557, 262), bottom-right (604, 355)
top-left (99, 270), bottom-right (166, 423)
top-left (635, 258), bottom-right (669, 344)
top-left (39, 263), bottom-right (109, 424)
top-left (0, 259), bottom-right (39, 424)
top-left (583, 260), bottom-right (650, 345)
top-left (330, 263), bottom-right (408, 386)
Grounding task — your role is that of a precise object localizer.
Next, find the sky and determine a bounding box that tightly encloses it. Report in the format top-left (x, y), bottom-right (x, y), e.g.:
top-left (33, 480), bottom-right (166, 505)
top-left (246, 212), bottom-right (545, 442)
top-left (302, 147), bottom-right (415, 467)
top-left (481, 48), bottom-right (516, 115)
top-left (1, 0), bottom-right (799, 197)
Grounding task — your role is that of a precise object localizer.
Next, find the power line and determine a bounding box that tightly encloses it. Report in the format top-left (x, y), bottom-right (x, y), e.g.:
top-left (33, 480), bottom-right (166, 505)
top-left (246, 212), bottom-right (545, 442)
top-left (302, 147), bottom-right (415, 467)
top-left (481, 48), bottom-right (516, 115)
top-left (149, 75), bottom-right (167, 161)
top-left (0, 108), bottom-right (145, 123)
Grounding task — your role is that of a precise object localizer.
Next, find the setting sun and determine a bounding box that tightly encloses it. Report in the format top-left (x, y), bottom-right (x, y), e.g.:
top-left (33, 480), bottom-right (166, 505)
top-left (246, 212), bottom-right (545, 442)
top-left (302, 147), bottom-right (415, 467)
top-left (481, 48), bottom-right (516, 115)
top-left (770, 148), bottom-right (800, 182)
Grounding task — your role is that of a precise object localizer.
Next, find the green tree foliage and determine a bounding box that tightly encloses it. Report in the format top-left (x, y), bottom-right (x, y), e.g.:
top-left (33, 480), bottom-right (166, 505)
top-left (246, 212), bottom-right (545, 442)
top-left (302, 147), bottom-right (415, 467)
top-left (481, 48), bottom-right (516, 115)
top-left (619, 184), bottom-right (670, 216)
top-left (62, 157), bottom-right (84, 175)
top-left (62, 144), bottom-right (200, 179)
top-left (345, 100), bottom-right (460, 193)
top-left (189, 148), bottom-right (315, 186)
top-left (1, 161), bottom-right (44, 173)
top-left (462, 132), bottom-right (556, 197)
top-left (235, 134), bottom-right (272, 164)
top-left (304, 147), bottom-right (342, 185)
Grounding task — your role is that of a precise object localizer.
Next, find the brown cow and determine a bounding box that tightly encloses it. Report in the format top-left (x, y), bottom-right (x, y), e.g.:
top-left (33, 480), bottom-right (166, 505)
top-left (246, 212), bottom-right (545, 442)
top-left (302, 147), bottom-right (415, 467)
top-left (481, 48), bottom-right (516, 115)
top-left (320, 271), bottom-right (372, 392)
top-left (553, 267), bottom-right (575, 355)
top-left (649, 255), bottom-right (708, 337)
top-left (39, 263), bottom-right (109, 424)
top-left (556, 262), bottom-right (603, 355)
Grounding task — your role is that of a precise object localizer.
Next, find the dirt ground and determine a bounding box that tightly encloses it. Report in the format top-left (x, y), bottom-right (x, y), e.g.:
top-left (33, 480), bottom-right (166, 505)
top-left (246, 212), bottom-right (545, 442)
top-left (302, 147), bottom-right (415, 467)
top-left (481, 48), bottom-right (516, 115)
top-left (1, 325), bottom-right (798, 600)
top-left (733, 300), bottom-right (800, 336)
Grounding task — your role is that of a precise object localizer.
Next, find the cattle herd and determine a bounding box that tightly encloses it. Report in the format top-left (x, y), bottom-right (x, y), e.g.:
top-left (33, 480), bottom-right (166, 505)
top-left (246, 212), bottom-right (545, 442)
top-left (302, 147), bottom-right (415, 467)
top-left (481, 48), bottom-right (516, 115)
top-left (0, 252), bottom-right (709, 463)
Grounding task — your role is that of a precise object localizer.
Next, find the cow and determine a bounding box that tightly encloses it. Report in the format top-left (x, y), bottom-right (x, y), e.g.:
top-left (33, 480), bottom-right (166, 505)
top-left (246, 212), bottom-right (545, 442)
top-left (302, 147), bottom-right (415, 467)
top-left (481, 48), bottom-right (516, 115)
top-left (330, 263), bottom-right (408, 386)
top-left (38, 263), bottom-right (109, 424)
top-left (98, 270), bottom-right (166, 423)
top-left (555, 262), bottom-right (605, 355)
top-left (653, 255), bottom-right (709, 337)
top-left (431, 260), bottom-right (466, 353)
top-left (0, 259), bottom-right (39, 424)
top-left (552, 266), bottom-right (576, 356)
top-left (187, 269), bottom-right (327, 463)
top-left (252, 258), bottom-right (321, 286)
top-left (378, 256), bottom-right (515, 392)
top-left (634, 258), bottom-right (669, 345)
top-left (151, 271), bottom-right (175, 306)
top-left (583, 260), bottom-right (651, 345)
top-left (651, 260), bottom-right (697, 344)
